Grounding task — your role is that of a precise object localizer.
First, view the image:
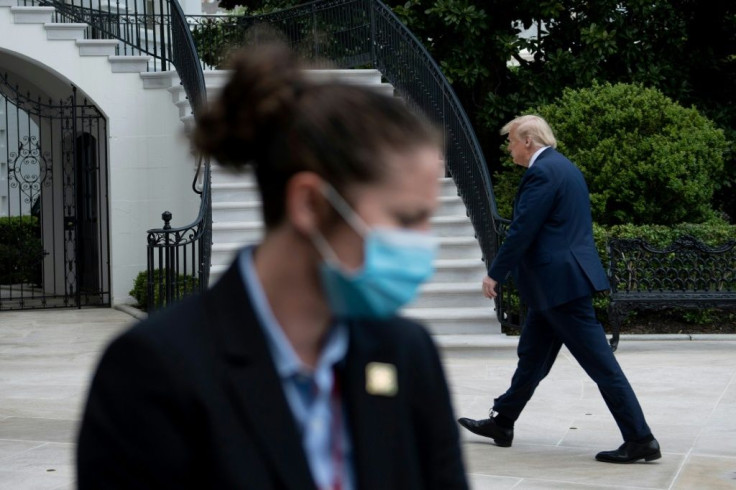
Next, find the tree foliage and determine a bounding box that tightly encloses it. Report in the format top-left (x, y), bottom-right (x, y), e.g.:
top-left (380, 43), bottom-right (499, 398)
top-left (212, 0), bottom-right (736, 221)
top-left (388, 0), bottom-right (735, 221)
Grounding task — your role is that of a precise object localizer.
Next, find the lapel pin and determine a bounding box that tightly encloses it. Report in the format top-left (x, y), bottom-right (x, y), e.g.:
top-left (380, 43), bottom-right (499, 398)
top-left (365, 362), bottom-right (398, 397)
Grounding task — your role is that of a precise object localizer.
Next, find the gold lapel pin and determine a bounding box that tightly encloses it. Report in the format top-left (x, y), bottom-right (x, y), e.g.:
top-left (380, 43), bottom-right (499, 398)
top-left (365, 362), bottom-right (398, 397)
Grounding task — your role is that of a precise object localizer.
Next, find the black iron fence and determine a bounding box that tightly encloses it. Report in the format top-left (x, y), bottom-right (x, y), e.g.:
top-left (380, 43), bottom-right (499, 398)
top-left (1, 76), bottom-right (111, 310)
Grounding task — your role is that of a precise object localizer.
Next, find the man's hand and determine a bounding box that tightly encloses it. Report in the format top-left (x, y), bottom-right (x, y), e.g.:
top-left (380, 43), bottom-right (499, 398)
top-left (482, 276), bottom-right (498, 299)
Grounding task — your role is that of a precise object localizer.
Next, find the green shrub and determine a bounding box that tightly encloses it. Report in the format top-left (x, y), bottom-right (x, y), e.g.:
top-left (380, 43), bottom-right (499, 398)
top-left (129, 269), bottom-right (200, 311)
top-left (0, 216), bottom-right (44, 285)
top-left (493, 82), bottom-right (729, 226)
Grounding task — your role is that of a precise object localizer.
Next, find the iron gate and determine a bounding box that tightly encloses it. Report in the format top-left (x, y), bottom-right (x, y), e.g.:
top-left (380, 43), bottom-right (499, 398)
top-left (0, 74), bottom-right (110, 310)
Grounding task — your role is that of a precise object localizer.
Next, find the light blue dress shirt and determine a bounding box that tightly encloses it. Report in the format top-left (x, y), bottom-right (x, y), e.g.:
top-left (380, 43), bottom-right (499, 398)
top-left (238, 246), bottom-right (354, 490)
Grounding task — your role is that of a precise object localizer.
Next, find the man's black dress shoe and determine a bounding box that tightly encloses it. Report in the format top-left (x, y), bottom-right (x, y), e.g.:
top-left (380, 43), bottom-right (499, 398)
top-left (595, 439), bottom-right (661, 463)
top-left (457, 417), bottom-right (513, 447)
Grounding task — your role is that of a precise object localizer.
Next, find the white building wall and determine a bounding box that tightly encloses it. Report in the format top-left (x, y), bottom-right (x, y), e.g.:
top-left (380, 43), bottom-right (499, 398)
top-left (0, 8), bottom-right (199, 305)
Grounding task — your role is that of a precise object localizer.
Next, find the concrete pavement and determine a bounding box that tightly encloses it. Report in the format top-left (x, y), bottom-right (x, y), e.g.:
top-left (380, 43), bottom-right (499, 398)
top-left (1, 308), bottom-right (735, 489)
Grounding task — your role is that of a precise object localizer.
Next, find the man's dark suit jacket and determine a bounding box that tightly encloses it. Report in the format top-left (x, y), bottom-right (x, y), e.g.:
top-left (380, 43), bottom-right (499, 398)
top-left (77, 256), bottom-right (468, 489)
top-left (489, 147), bottom-right (609, 310)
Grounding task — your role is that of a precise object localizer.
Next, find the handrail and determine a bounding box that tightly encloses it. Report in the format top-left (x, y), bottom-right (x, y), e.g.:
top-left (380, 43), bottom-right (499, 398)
top-left (146, 161), bottom-right (211, 308)
top-left (144, 0), bottom-right (211, 308)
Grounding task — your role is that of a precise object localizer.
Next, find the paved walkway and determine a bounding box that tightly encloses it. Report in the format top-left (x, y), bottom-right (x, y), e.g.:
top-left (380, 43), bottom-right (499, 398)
top-left (1, 308), bottom-right (735, 489)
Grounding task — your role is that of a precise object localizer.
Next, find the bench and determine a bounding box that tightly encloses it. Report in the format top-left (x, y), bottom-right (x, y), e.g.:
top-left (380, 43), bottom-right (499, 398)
top-left (607, 235), bottom-right (736, 351)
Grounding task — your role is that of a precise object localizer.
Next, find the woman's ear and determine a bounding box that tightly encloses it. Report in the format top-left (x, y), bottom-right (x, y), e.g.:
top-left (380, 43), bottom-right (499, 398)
top-left (284, 172), bottom-right (328, 236)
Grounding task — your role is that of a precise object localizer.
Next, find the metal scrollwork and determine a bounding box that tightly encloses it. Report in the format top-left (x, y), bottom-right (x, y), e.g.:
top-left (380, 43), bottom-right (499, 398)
top-left (8, 135), bottom-right (52, 204)
top-left (607, 235), bottom-right (736, 350)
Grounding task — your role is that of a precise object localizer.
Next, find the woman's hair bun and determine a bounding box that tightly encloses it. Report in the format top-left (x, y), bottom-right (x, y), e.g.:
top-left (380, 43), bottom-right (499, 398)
top-left (193, 43), bottom-right (306, 169)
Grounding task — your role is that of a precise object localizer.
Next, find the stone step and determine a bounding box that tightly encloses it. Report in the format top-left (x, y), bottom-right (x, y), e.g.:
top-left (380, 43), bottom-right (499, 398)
top-left (211, 220), bottom-right (264, 244)
top-left (140, 70), bottom-right (178, 89)
top-left (212, 181), bottom-right (260, 203)
top-left (212, 234), bottom-right (485, 270)
top-left (410, 282), bottom-right (490, 309)
top-left (210, 236), bottom-right (483, 269)
top-left (210, 165), bottom-right (256, 182)
top-left (181, 113), bottom-right (194, 131)
top-left (435, 195), bottom-right (467, 217)
top-left (436, 236), bottom-right (482, 260)
top-left (432, 258), bottom-right (485, 283)
top-left (44, 22), bottom-right (86, 41)
top-left (204, 70), bottom-right (231, 88)
top-left (205, 267), bottom-right (500, 336)
top-left (212, 201), bottom-right (262, 223)
top-left (109, 55), bottom-right (150, 73)
top-left (440, 177), bottom-right (459, 197)
top-left (402, 306), bottom-right (501, 335)
top-left (210, 195), bottom-right (466, 224)
top-left (168, 83), bottom-right (202, 105)
top-left (431, 215), bottom-right (475, 237)
top-left (303, 68), bottom-right (382, 86)
top-left (175, 97), bottom-right (193, 118)
top-left (0, 0), bottom-right (16, 7)
top-left (10, 6), bottom-right (54, 24)
top-left (77, 39), bottom-right (119, 56)
top-left (211, 241), bottom-right (253, 268)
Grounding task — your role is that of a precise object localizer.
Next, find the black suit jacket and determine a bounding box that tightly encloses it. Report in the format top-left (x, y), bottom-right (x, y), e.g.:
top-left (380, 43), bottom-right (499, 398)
top-left (490, 148), bottom-right (609, 310)
top-left (77, 256), bottom-right (468, 489)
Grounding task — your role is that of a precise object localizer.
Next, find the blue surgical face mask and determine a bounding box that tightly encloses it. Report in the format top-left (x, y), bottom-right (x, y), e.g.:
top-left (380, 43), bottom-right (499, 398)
top-left (311, 185), bottom-right (437, 320)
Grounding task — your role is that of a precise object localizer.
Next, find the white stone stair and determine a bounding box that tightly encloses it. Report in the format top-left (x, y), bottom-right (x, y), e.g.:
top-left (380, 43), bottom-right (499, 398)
top-left (4, 4), bottom-right (163, 82)
top-left (77, 39), bottom-right (119, 56)
top-left (44, 22), bottom-right (87, 40)
top-left (10, 6), bottom-right (54, 23)
top-left (191, 69), bottom-right (499, 335)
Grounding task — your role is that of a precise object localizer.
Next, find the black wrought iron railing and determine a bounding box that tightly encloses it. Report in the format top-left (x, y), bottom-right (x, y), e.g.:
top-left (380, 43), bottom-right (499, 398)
top-left (20, 0), bottom-right (173, 68)
top-left (146, 159), bottom-right (211, 310)
top-left (186, 0), bottom-right (508, 322)
top-left (144, 0), bottom-right (210, 309)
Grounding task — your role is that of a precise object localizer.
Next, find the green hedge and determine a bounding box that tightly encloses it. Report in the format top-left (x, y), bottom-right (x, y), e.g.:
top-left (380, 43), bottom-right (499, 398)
top-left (129, 269), bottom-right (200, 311)
top-left (493, 82), bottom-right (729, 226)
top-left (0, 216), bottom-right (44, 285)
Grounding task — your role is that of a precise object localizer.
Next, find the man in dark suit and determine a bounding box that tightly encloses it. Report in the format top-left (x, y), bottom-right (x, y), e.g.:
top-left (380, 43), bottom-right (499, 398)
top-left (457, 115), bottom-right (660, 463)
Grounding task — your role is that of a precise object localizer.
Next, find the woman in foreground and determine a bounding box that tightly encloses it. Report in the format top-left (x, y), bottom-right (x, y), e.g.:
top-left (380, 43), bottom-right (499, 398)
top-left (77, 44), bottom-right (468, 489)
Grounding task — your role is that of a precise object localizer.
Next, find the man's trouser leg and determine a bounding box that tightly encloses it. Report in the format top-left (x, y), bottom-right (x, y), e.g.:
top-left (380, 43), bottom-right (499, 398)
top-left (543, 296), bottom-right (652, 442)
top-left (493, 308), bottom-right (563, 421)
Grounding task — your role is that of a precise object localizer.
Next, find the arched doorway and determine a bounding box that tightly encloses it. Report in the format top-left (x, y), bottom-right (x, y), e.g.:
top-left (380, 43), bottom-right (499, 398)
top-left (0, 75), bottom-right (110, 310)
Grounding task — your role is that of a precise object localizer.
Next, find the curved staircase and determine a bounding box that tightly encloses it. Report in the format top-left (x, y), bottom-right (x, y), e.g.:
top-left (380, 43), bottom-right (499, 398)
top-left (197, 70), bottom-right (500, 335)
top-left (0, 0), bottom-right (501, 335)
